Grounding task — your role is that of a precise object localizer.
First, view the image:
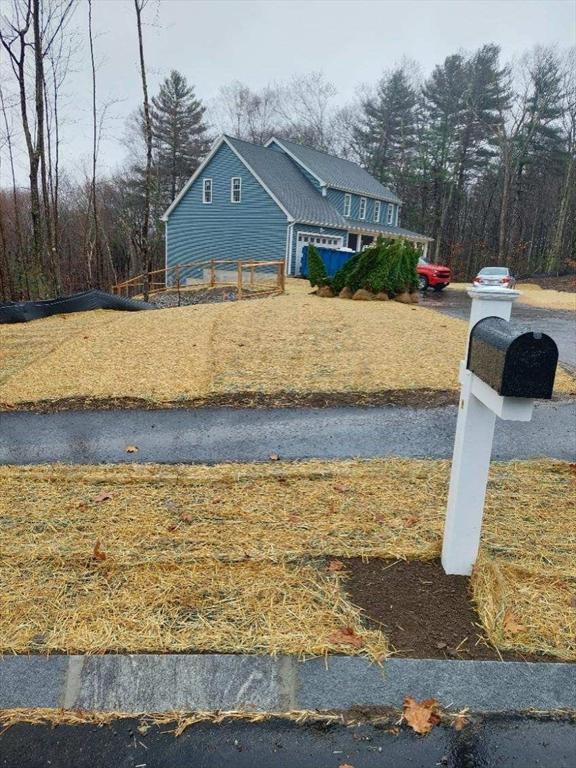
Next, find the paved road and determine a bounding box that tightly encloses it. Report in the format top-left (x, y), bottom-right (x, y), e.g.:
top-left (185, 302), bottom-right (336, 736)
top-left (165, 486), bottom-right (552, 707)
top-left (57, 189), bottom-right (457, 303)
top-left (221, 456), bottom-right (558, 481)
top-left (421, 288), bottom-right (576, 370)
top-left (1, 716), bottom-right (575, 768)
top-left (1, 402), bottom-right (575, 464)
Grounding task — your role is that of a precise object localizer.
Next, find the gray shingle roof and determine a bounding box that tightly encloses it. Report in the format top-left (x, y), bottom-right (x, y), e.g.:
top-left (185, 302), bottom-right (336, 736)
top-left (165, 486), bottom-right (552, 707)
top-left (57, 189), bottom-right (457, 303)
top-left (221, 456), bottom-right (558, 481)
top-left (270, 137), bottom-right (402, 203)
top-left (225, 136), bottom-right (347, 229)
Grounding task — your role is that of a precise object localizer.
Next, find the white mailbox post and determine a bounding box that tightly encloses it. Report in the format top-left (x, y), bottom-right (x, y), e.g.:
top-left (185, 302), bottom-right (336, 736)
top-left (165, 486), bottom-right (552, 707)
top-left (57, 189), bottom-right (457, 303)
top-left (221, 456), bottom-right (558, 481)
top-left (442, 286), bottom-right (531, 576)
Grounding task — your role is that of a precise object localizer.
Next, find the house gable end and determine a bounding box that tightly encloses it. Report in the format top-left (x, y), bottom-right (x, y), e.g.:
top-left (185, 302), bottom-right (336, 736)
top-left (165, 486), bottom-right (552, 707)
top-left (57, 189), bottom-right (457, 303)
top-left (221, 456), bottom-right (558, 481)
top-left (163, 135), bottom-right (292, 222)
top-left (165, 141), bottom-right (290, 270)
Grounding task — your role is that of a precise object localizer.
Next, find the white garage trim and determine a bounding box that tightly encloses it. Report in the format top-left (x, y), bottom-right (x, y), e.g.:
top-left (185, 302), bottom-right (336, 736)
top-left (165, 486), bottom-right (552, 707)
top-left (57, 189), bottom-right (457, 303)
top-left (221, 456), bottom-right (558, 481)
top-left (294, 232), bottom-right (344, 275)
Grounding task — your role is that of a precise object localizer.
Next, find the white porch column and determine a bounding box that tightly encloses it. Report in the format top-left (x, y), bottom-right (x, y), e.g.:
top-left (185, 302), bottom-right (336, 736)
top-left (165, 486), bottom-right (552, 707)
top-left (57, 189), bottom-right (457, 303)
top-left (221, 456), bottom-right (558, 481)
top-left (422, 241), bottom-right (429, 260)
top-left (441, 287), bottom-right (521, 576)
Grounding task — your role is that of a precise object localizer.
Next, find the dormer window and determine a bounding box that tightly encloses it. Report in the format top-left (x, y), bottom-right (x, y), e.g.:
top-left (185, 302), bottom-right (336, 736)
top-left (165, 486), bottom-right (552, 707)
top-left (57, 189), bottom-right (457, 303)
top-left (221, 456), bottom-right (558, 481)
top-left (359, 197), bottom-right (367, 220)
top-left (343, 193), bottom-right (351, 217)
top-left (386, 204), bottom-right (394, 225)
top-left (373, 200), bottom-right (381, 223)
top-left (203, 178), bottom-right (213, 204)
top-left (231, 177), bottom-right (242, 203)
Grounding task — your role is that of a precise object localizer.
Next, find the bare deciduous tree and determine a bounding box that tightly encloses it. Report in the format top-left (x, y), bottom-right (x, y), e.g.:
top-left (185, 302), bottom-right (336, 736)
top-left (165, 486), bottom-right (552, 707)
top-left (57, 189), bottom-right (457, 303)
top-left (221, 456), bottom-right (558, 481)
top-left (133, 0), bottom-right (153, 299)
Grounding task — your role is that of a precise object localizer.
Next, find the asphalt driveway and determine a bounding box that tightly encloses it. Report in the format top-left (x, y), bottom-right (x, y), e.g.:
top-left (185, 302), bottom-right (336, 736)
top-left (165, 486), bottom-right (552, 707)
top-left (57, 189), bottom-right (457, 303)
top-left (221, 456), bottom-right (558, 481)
top-left (421, 288), bottom-right (576, 371)
top-left (1, 402), bottom-right (574, 464)
top-left (1, 715), bottom-right (575, 768)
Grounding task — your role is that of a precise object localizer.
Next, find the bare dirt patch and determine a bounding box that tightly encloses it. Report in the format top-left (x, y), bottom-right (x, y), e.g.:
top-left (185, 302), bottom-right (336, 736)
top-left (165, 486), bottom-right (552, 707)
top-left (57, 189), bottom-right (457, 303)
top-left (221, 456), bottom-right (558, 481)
top-left (342, 558), bottom-right (560, 662)
top-left (0, 388), bottom-right (459, 413)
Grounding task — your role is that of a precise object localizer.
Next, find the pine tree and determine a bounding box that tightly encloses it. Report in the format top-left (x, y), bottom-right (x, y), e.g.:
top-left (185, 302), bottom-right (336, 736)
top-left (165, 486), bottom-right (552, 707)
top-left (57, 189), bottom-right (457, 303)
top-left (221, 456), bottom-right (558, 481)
top-left (151, 71), bottom-right (211, 204)
top-left (354, 67), bottom-right (418, 189)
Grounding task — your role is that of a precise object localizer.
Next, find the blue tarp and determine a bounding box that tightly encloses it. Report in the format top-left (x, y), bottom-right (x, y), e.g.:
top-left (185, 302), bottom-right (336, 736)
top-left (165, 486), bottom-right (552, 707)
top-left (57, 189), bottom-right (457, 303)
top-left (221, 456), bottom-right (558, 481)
top-left (300, 246), bottom-right (355, 278)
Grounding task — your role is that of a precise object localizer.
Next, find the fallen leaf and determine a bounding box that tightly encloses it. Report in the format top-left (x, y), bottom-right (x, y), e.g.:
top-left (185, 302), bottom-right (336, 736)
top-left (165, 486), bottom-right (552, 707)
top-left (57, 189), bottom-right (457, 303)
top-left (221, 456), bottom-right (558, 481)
top-left (137, 723), bottom-right (151, 735)
top-left (452, 712), bottom-right (470, 731)
top-left (93, 492), bottom-right (113, 503)
top-left (403, 697), bottom-right (441, 735)
top-left (269, 453), bottom-right (279, 461)
top-left (333, 484), bottom-right (350, 493)
top-left (179, 513), bottom-right (195, 523)
top-left (328, 627), bottom-right (363, 649)
top-left (503, 611), bottom-right (525, 635)
top-left (125, 445), bottom-right (139, 453)
top-left (404, 515), bottom-right (419, 527)
top-left (92, 540), bottom-right (107, 561)
top-left (328, 559), bottom-right (344, 572)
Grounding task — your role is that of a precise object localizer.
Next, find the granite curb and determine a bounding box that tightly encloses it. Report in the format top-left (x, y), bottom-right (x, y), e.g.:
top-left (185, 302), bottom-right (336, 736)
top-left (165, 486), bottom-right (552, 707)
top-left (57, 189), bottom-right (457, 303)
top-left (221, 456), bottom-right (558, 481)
top-left (1, 654), bottom-right (574, 713)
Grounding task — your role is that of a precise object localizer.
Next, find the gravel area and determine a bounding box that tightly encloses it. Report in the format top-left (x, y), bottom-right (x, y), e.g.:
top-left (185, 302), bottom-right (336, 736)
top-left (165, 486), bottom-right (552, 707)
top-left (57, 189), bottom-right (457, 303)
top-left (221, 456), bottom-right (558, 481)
top-left (149, 288), bottom-right (268, 308)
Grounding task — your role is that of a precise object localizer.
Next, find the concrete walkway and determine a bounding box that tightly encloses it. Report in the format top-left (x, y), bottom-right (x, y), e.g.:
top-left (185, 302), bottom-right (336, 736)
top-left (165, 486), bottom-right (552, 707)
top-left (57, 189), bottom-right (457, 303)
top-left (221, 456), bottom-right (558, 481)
top-left (1, 401), bottom-right (575, 464)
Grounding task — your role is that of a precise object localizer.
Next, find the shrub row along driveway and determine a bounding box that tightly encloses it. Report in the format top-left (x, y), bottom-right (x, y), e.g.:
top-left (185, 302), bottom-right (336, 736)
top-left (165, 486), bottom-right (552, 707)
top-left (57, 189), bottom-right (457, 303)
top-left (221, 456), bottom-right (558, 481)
top-left (0, 280), bottom-right (574, 410)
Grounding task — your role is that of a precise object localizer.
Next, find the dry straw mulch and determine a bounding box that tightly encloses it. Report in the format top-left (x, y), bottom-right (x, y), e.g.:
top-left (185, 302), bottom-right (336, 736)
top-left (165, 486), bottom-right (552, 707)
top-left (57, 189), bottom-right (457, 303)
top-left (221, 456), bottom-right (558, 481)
top-left (0, 459), bottom-right (573, 660)
top-left (450, 281), bottom-right (576, 311)
top-left (2, 279), bottom-right (573, 408)
top-left (515, 283), bottom-right (576, 311)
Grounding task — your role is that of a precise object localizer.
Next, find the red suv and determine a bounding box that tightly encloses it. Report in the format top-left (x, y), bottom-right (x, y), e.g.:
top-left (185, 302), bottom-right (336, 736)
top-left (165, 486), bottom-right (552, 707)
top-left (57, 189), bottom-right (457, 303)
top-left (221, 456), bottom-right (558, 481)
top-left (417, 258), bottom-right (451, 291)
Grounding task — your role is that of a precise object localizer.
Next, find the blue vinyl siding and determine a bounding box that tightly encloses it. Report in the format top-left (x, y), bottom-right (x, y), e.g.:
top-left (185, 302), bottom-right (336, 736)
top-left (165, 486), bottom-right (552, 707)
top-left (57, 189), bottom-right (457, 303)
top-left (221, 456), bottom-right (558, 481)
top-left (290, 223), bottom-right (348, 275)
top-left (327, 188), bottom-right (397, 227)
top-left (166, 142), bottom-right (288, 276)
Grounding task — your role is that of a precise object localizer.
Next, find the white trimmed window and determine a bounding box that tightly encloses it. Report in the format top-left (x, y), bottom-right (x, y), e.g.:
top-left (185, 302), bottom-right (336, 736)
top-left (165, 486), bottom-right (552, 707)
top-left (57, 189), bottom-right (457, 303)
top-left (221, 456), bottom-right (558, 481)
top-left (373, 200), bottom-right (381, 223)
top-left (343, 193), bottom-right (352, 217)
top-left (230, 176), bottom-right (242, 203)
top-left (359, 197), bottom-right (367, 220)
top-left (386, 204), bottom-right (394, 225)
top-left (203, 178), bottom-right (213, 204)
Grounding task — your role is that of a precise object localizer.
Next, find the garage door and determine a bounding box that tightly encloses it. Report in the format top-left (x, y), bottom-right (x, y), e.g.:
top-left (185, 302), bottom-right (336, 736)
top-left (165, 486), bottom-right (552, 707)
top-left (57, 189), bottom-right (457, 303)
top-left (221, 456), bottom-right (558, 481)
top-left (295, 233), bottom-right (343, 275)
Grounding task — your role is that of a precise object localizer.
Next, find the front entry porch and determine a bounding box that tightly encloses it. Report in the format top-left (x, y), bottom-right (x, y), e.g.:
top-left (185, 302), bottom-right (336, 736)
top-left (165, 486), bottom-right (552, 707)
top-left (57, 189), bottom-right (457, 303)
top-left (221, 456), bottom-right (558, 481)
top-left (347, 231), bottom-right (430, 259)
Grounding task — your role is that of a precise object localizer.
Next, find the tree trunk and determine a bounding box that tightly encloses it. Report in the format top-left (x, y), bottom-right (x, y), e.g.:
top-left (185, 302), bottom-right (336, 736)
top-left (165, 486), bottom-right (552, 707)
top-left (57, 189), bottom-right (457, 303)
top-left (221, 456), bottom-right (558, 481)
top-left (547, 152), bottom-right (575, 273)
top-left (498, 141), bottom-right (512, 261)
top-left (33, 0), bottom-right (59, 293)
top-left (134, 0), bottom-right (153, 300)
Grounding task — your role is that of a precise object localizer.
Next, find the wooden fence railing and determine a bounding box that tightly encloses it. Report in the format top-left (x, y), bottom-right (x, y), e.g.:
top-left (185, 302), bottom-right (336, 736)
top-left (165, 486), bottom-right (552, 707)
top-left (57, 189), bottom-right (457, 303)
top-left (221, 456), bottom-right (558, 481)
top-left (112, 258), bottom-right (285, 300)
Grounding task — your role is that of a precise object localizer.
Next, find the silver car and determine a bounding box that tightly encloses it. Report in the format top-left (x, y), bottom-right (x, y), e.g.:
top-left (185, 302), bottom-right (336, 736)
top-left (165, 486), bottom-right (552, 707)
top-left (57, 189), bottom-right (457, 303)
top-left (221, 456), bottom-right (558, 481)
top-left (473, 267), bottom-right (516, 289)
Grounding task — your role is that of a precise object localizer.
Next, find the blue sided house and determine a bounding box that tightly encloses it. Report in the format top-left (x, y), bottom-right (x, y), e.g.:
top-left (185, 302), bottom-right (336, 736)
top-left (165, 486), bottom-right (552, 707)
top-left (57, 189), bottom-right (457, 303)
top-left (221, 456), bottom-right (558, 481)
top-left (162, 134), bottom-right (432, 277)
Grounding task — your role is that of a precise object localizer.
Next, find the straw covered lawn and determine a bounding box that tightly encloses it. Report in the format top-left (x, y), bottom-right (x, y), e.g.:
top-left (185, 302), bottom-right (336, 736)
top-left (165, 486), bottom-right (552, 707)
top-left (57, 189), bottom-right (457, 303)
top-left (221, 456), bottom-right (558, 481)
top-left (515, 283), bottom-right (576, 311)
top-left (0, 459), bottom-right (573, 660)
top-left (1, 279), bottom-right (573, 409)
top-left (450, 281), bottom-right (576, 311)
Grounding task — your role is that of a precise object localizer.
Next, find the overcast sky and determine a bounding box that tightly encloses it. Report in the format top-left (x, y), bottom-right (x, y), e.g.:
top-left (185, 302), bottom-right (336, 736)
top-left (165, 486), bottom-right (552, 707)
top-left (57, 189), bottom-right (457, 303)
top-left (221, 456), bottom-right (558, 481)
top-left (2, 0), bottom-right (575, 183)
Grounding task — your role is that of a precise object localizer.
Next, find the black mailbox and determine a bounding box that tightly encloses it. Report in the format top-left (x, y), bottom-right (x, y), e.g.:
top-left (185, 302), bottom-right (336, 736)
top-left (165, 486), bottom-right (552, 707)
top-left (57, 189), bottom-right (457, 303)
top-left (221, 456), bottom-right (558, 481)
top-left (467, 317), bottom-right (558, 399)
